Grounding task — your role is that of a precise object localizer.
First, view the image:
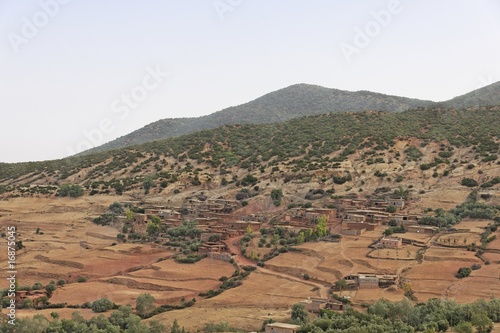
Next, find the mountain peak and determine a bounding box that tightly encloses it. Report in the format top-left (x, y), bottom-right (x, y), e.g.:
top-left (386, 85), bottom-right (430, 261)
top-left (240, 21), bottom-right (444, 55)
top-left (80, 81), bottom-right (500, 155)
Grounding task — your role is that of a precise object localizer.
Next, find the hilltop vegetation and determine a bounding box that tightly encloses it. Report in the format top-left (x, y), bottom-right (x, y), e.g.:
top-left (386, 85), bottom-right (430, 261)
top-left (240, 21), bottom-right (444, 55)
top-left (82, 83), bottom-right (433, 154)
top-left (82, 81), bottom-right (500, 155)
top-left (1, 106), bottom-right (499, 195)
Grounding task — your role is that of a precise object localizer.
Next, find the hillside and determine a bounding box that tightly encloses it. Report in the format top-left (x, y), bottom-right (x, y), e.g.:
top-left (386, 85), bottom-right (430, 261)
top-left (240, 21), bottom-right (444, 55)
top-left (80, 81), bottom-right (500, 156)
top-left (1, 106), bottom-right (499, 202)
top-left (443, 81), bottom-right (500, 109)
top-left (1, 106), bottom-right (500, 332)
top-left (82, 84), bottom-right (433, 154)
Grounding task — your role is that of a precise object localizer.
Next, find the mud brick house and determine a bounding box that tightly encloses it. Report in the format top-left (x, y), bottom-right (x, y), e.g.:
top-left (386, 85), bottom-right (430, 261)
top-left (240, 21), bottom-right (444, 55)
top-left (198, 211), bottom-right (233, 222)
top-left (407, 225), bottom-right (438, 234)
top-left (336, 198), bottom-right (368, 210)
top-left (300, 298), bottom-right (325, 313)
top-left (342, 213), bottom-right (365, 223)
top-left (239, 214), bottom-right (267, 223)
top-left (197, 242), bottom-right (227, 254)
top-left (195, 217), bottom-right (223, 226)
top-left (341, 228), bottom-right (364, 236)
top-left (206, 198), bottom-right (239, 213)
top-left (345, 221), bottom-right (377, 231)
top-left (393, 214), bottom-right (421, 226)
top-left (227, 221), bottom-right (261, 233)
top-left (300, 297), bottom-right (344, 313)
top-left (157, 209), bottom-right (182, 220)
top-left (344, 273), bottom-right (398, 289)
top-left (326, 301), bottom-right (344, 311)
top-left (380, 236), bottom-right (403, 249)
top-left (369, 199), bottom-right (390, 209)
top-left (132, 213), bottom-right (148, 224)
top-left (206, 252), bottom-right (233, 262)
top-left (386, 198), bottom-right (405, 209)
top-left (144, 206), bottom-right (167, 215)
top-left (357, 273), bottom-right (380, 289)
top-left (378, 275), bottom-right (399, 287)
top-left (345, 209), bottom-right (391, 224)
top-left (265, 323), bottom-right (300, 333)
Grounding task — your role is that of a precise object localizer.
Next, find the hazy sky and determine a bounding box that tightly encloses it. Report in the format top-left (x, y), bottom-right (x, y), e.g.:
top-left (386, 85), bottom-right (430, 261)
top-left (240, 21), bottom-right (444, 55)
top-left (1, 0), bottom-right (499, 163)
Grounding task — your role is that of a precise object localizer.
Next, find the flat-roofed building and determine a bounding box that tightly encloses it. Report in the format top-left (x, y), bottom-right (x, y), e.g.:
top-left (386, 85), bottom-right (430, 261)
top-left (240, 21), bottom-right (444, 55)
top-left (265, 323), bottom-right (301, 333)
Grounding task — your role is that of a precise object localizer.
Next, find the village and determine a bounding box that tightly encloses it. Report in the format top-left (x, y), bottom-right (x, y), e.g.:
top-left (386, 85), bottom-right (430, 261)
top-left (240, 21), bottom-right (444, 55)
top-left (5, 189), bottom-right (494, 332)
top-left (114, 194), bottom-right (435, 262)
top-left (108, 195), bottom-right (436, 304)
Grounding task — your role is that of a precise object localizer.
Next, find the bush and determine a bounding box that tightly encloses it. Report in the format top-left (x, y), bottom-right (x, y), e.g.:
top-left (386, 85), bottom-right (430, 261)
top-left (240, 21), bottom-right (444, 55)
top-left (91, 298), bottom-right (114, 313)
top-left (136, 293), bottom-right (156, 317)
top-left (455, 267), bottom-right (471, 279)
top-left (77, 276), bottom-right (88, 283)
top-left (460, 178), bottom-right (478, 187)
top-left (57, 184), bottom-right (84, 197)
top-left (270, 189), bottom-right (283, 206)
top-left (386, 205), bottom-right (397, 213)
top-left (45, 284), bottom-right (56, 297)
top-left (332, 174), bottom-right (352, 184)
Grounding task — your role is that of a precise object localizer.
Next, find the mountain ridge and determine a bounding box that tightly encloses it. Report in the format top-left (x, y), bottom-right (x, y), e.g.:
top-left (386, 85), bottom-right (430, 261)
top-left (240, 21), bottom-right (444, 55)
top-left (80, 83), bottom-right (435, 154)
top-left (81, 81), bottom-right (500, 155)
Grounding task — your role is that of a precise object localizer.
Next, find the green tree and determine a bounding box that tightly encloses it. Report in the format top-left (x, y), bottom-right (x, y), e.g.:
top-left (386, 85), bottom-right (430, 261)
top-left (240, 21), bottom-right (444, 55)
top-left (57, 184), bottom-right (84, 197)
top-left (297, 231), bottom-right (305, 245)
top-left (393, 186), bottom-right (409, 200)
top-left (147, 217), bottom-right (162, 236)
top-left (335, 279), bottom-right (347, 295)
top-left (149, 320), bottom-right (168, 333)
top-left (136, 293), bottom-right (156, 318)
top-left (271, 188), bottom-right (283, 206)
top-left (291, 303), bottom-right (309, 324)
top-left (461, 178), bottom-right (478, 187)
top-left (471, 312), bottom-right (493, 333)
top-left (454, 321), bottom-right (473, 333)
top-left (125, 209), bottom-right (133, 222)
top-left (143, 176), bottom-right (154, 194)
top-left (45, 283), bottom-right (56, 297)
top-left (315, 215), bottom-right (328, 237)
top-left (170, 319), bottom-right (181, 333)
top-left (386, 205), bottom-right (397, 213)
top-left (91, 298), bottom-right (114, 313)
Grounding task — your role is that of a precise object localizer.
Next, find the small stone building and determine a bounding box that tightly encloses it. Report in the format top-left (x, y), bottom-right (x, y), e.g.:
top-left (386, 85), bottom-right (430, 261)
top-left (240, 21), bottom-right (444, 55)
top-left (380, 237), bottom-right (403, 249)
top-left (265, 323), bottom-right (301, 333)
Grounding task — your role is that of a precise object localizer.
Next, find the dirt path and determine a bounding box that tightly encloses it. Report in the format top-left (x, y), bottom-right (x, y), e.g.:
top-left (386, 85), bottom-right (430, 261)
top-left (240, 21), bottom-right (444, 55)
top-left (224, 236), bottom-right (330, 299)
top-left (339, 238), bottom-right (357, 276)
top-left (224, 236), bottom-right (255, 266)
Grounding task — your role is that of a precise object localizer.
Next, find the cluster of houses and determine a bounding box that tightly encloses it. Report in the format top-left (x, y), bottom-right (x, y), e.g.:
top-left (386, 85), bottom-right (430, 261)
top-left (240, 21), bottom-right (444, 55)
top-left (119, 198), bottom-right (265, 240)
top-left (277, 197), bottom-right (437, 237)
top-left (118, 199), bottom-right (264, 261)
top-left (337, 197), bottom-right (437, 236)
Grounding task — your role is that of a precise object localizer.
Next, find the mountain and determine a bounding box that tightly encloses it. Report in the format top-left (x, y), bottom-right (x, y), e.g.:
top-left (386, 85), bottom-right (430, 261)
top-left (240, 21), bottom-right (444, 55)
top-left (82, 84), bottom-right (433, 154)
top-left (442, 81), bottom-right (500, 109)
top-left (1, 106), bottom-right (499, 195)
